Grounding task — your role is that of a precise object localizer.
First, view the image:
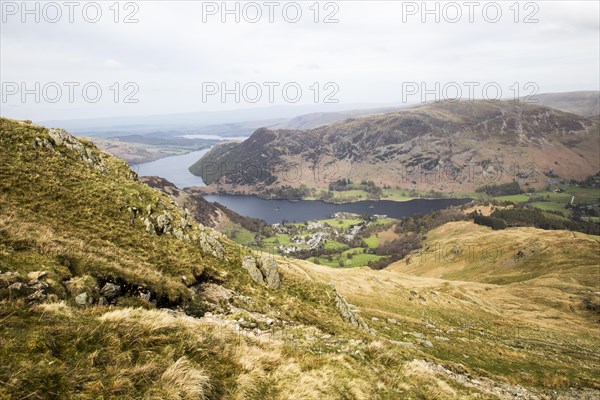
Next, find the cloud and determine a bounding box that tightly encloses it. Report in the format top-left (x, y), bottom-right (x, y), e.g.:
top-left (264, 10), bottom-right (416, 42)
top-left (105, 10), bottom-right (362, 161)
top-left (1, 1), bottom-right (598, 120)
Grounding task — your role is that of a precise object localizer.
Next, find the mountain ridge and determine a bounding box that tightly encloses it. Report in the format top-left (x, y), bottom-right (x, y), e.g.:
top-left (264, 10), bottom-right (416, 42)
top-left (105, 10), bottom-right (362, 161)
top-left (189, 100), bottom-right (600, 196)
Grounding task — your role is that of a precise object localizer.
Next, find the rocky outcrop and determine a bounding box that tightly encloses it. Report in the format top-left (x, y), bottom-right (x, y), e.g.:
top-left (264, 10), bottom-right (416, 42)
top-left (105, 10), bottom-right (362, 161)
top-left (46, 128), bottom-right (107, 172)
top-left (334, 288), bottom-right (369, 331)
top-left (100, 282), bottom-right (121, 299)
top-left (140, 203), bottom-right (225, 259)
top-left (241, 256), bottom-right (281, 289)
top-left (258, 256), bottom-right (281, 289)
top-left (242, 257), bottom-right (265, 284)
top-left (197, 229), bottom-right (225, 259)
top-left (0, 270), bottom-right (52, 304)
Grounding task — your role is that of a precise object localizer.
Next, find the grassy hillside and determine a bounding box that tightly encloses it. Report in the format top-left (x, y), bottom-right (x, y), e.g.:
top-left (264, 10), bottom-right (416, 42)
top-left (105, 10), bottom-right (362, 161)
top-left (1, 118), bottom-right (599, 399)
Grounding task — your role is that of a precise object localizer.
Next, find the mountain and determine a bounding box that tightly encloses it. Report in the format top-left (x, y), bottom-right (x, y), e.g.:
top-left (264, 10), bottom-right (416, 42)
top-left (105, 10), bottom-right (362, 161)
top-left (189, 100), bottom-right (600, 196)
top-left (1, 117), bottom-right (599, 399)
top-left (274, 106), bottom-right (409, 130)
top-left (528, 91), bottom-right (600, 118)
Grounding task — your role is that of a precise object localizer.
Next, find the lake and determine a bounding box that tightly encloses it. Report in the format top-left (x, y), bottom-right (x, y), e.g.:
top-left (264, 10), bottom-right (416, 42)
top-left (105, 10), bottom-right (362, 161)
top-left (205, 195), bottom-right (471, 224)
top-left (134, 149), bottom-right (471, 223)
top-left (132, 149), bottom-right (209, 188)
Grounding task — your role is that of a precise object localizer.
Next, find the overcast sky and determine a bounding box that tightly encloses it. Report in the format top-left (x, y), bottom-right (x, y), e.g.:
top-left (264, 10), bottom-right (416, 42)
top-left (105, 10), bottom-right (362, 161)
top-left (1, 0), bottom-right (599, 120)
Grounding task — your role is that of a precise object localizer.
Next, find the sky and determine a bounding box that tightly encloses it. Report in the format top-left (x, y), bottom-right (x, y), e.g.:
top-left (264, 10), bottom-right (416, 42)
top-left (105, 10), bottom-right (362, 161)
top-left (1, 0), bottom-right (599, 120)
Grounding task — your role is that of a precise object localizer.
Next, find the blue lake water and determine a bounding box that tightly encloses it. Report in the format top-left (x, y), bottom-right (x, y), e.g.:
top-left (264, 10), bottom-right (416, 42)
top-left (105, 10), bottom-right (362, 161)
top-left (205, 195), bottom-right (471, 224)
top-left (134, 149), bottom-right (471, 223)
top-left (132, 149), bottom-right (209, 189)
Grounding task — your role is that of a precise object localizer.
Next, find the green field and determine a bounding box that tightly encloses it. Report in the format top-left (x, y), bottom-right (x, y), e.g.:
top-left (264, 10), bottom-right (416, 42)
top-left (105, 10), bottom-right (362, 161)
top-left (263, 233), bottom-right (291, 245)
top-left (320, 218), bottom-right (363, 229)
top-left (381, 188), bottom-right (417, 201)
top-left (493, 185), bottom-right (599, 217)
top-left (222, 223), bottom-right (255, 244)
top-left (364, 235), bottom-right (379, 248)
top-left (529, 201), bottom-right (571, 216)
top-left (311, 247), bottom-right (383, 268)
top-left (323, 240), bottom-right (349, 250)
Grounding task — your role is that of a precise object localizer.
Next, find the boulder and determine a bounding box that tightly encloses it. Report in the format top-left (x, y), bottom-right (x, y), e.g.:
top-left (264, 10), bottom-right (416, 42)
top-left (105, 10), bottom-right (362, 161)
top-left (26, 290), bottom-right (47, 304)
top-left (198, 230), bottom-right (224, 259)
top-left (144, 218), bottom-right (155, 233)
top-left (27, 279), bottom-right (48, 291)
top-left (258, 256), bottom-right (281, 289)
top-left (241, 257), bottom-right (264, 285)
top-left (8, 282), bottom-right (26, 291)
top-left (100, 282), bottom-right (121, 299)
top-left (27, 271), bottom-right (48, 281)
top-left (139, 291), bottom-right (151, 301)
top-left (75, 292), bottom-right (88, 305)
top-left (334, 289), bottom-right (369, 331)
top-left (155, 213), bottom-right (172, 235)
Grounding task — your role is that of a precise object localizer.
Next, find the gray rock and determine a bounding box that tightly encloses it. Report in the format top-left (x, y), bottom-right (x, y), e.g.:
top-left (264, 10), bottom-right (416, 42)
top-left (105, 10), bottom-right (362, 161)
top-left (419, 339), bottom-right (434, 348)
top-left (155, 213), bottom-right (172, 235)
top-left (8, 282), bottom-right (26, 291)
top-left (139, 291), bottom-right (151, 301)
top-left (242, 257), bottom-right (264, 285)
top-left (100, 283), bottom-right (121, 299)
top-left (27, 279), bottom-right (48, 291)
top-left (390, 340), bottom-right (416, 349)
top-left (173, 228), bottom-right (185, 240)
top-left (259, 256), bottom-right (281, 289)
top-left (75, 292), bottom-right (88, 305)
top-left (198, 230), bottom-right (224, 259)
top-left (387, 318), bottom-right (397, 324)
top-left (239, 321), bottom-right (257, 329)
top-left (144, 218), bottom-right (155, 233)
top-left (334, 289), bottom-right (369, 331)
top-left (27, 271), bottom-right (48, 281)
top-left (26, 290), bottom-right (47, 304)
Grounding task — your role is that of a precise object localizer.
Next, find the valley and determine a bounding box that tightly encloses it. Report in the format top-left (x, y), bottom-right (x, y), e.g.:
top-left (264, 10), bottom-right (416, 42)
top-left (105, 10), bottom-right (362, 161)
top-left (1, 96), bottom-right (599, 399)
top-left (3, 1), bottom-right (600, 397)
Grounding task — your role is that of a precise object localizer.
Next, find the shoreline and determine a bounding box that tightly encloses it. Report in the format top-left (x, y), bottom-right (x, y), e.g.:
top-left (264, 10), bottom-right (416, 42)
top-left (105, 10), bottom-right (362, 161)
top-left (191, 187), bottom-right (474, 205)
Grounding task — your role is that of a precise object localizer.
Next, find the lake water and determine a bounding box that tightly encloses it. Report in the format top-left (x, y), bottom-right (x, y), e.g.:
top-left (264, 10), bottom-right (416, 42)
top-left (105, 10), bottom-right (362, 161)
top-left (132, 149), bottom-right (209, 188)
top-left (134, 148), bottom-right (471, 223)
top-left (205, 195), bottom-right (471, 224)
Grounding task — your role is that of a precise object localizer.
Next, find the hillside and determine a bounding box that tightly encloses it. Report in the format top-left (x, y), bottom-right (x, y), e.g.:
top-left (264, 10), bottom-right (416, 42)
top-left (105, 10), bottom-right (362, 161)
top-left (529, 91), bottom-right (600, 118)
top-left (189, 100), bottom-right (600, 197)
top-left (275, 106), bottom-right (406, 130)
top-left (1, 118), bottom-right (600, 399)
